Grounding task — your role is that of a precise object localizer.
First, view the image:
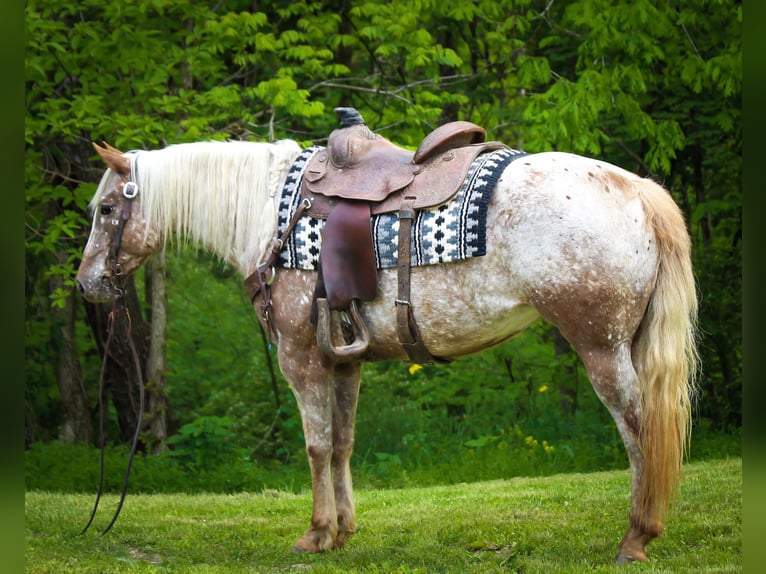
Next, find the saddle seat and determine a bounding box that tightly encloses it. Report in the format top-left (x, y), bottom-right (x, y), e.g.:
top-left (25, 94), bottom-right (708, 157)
top-left (303, 120), bottom-right (504, 218)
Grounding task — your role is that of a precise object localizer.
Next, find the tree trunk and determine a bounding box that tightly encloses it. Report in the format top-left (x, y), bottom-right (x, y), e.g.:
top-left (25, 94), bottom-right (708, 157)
top-left (693, 142), bottom-right (712, 250)
top-left (145, 252), bottom-right (169, 453)
top-left (49, 260), bottom-right (92, 444)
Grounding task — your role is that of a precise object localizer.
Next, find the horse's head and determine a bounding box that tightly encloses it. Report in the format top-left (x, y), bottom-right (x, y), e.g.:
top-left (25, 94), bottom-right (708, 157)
top-left (76, 143), bottom-right (161, 302)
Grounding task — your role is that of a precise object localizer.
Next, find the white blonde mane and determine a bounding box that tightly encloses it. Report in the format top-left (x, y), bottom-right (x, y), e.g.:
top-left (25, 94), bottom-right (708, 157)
top-left (112, 140), bottom-right (300, 273)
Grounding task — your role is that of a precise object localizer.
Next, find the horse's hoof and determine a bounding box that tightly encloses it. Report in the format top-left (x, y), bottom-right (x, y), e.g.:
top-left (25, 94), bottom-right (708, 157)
top-left (292, 540), bottom-right (317, 553)
top-left (293, 529), bottom-right (334, 553)
top-left (332, 534), bottom-right (350, 550)
top-left (615, 551), bottom-right (650, 564)
top-left (292, 541), bottom-right (322, 554)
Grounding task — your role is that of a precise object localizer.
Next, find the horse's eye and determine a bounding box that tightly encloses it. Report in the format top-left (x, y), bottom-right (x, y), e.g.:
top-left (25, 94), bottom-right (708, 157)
top-left (100, 205), bottom-right (114, 215)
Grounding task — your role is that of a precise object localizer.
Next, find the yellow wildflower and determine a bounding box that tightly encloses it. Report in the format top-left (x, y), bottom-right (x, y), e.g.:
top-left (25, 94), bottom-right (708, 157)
top-left (408, 363), bottom-right (423, 376)
top-left (538, 385), bottom-right (549, 393)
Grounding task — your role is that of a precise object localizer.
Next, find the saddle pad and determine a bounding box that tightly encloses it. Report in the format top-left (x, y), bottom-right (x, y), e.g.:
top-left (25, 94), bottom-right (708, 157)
top-left (276, 146), bottom-right (526, 270)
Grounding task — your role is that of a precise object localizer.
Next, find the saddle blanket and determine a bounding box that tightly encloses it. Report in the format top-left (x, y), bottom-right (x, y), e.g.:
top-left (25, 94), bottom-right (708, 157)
top-left (276, 145), bottom-right (526, 271)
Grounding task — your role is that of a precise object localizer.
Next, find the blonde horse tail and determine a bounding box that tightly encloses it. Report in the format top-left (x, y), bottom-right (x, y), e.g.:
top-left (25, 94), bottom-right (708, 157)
top-left (632, 179), bottom-right (699, 533)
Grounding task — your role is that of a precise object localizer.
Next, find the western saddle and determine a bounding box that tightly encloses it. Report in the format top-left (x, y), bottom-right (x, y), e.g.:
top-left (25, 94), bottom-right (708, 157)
top-left (247, 107), bottom-right (508, 363)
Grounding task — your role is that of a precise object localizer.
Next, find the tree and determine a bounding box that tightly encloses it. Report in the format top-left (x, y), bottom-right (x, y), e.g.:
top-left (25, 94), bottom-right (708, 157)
top-left (25, 0), bottom-right (741, 455)
top-left (145, 253), bottom-right (169, 452)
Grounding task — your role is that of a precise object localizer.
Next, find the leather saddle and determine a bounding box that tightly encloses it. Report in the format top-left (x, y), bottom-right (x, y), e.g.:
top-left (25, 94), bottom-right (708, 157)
top-left (303, 114), bottom-right (505, 217)
top-left (301, 108), bottom-right (507, 363)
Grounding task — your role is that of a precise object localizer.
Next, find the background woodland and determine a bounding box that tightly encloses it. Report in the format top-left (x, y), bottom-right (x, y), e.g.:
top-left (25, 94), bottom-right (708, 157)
top-left (25, 0), bottom-right (741, 492)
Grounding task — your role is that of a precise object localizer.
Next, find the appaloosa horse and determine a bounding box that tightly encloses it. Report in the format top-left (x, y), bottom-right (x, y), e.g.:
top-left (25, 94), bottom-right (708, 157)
top-left (76, 132), bottom-right (697, 563)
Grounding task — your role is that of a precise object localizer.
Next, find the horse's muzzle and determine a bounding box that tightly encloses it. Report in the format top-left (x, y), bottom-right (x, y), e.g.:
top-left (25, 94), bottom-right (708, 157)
top-left (76, 275), bottom-right (119, 303)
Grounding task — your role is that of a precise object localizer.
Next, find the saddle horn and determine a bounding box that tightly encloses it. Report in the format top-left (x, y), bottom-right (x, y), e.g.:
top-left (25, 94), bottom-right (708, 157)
top-left (316, 298), bottom-right (370, 362)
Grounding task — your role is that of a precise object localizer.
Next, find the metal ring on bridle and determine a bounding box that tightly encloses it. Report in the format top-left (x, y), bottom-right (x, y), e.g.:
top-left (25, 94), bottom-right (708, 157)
top-left (123, 181), bottom-right (139, 198)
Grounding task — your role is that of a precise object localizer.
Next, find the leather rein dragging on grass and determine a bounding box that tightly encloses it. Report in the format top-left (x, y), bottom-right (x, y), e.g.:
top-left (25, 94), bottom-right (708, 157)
top-left (80, 158), bottom-right (146, 537)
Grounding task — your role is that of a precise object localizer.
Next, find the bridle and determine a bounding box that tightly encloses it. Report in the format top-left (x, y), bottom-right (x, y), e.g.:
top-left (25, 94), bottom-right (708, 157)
top-left (104, 153), bottom-right (140, 291)
top-left (80, 155), bottom-right (146, 536)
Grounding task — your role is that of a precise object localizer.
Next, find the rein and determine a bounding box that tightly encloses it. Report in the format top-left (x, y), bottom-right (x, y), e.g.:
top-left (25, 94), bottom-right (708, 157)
top-left (80, 159), bottom-right (146, 536)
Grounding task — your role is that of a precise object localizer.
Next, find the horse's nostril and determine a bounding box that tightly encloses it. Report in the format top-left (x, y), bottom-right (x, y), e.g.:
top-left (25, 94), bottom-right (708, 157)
top-left (77, 280), bottom-right (85, 296)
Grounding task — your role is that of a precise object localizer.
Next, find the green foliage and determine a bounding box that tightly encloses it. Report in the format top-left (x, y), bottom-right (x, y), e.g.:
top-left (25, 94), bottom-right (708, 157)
top-left (160, 247), bottom-right (304, 464)
top-left (24, 440), bottom-right (307, 495)
top-left (325, 322), bottom-right (738, 489)
top-left (165, 416), bottom-right (242, 471)
top-left (24, 441), bottom-right (176, 493)
top-left (25, 0), bottom-right (741, 477)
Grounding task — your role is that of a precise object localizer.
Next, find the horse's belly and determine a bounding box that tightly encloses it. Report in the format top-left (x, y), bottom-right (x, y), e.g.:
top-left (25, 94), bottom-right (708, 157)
top-left (362, 260), bottom-right (540, 360)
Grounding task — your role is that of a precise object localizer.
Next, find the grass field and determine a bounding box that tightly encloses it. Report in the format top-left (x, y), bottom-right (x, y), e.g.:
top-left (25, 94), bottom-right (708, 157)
top-left (25, 457), bottom-right (741, 573)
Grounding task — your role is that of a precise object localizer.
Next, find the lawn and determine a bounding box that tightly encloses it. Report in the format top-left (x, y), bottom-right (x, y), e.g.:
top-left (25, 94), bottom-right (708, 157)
top-left (25, 457), bottom-right (741, 573)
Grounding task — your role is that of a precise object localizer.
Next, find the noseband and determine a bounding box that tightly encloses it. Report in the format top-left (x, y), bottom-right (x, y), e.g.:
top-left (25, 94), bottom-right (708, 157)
top-left (81, 154), bottom-right (146, 537)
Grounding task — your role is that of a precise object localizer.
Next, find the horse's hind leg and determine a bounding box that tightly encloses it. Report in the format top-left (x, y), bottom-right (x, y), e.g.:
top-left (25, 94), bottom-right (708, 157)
top-left (575, 342), bottom-right (661, 563)
top-left (330, 362), bottom-right (361, 548)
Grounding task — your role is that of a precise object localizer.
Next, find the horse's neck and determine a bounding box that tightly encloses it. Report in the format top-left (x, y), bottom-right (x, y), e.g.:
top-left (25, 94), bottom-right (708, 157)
top-left (142, 140), bottom-right (300, 277)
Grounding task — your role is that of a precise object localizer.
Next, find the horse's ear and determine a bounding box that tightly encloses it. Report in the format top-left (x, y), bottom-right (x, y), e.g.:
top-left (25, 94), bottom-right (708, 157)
top-left (102, 142), bottom-right (124, 154)
top-left (93, 141), bottom-right (131, 176)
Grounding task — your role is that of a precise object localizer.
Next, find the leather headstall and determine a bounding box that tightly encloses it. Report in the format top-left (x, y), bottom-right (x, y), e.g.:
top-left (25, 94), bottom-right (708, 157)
top-left (106, 154), bottom-right (140, 294)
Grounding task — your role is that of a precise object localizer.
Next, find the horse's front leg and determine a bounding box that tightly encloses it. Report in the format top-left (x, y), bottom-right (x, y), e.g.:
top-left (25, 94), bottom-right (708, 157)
top-left (331, 362), bottom-right (362, 548)
top-left (280, 346), bottom-right (338, 552)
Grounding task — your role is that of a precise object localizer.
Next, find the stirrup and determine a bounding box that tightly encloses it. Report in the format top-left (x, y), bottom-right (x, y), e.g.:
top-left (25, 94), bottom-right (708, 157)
top-left (316, 298), bottom-right (370, 361)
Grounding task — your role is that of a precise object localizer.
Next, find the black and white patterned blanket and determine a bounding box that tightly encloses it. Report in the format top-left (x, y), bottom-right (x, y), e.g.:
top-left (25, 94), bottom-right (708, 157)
top-left (276, 146), bottom-right (526, 270)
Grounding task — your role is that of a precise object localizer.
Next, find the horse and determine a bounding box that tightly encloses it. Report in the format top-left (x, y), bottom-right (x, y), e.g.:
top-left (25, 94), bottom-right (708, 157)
top-left (76, 135), bottom-right (698, 564)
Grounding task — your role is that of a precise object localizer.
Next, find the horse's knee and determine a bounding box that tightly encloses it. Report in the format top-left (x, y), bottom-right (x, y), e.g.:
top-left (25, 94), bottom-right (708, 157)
top-left (306, 440), bottom-right (333, 465)
top-left (331, 438), bottom-right (353, 463)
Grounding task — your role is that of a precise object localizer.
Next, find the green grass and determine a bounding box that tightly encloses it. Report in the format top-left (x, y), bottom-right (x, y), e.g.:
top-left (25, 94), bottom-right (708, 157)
top-left (25, 458), bottom-right (741, 573)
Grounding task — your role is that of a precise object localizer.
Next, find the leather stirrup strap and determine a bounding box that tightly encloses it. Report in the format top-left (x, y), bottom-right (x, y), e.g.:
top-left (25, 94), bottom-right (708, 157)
top-left (395, 198), bottom-right (441, 364)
